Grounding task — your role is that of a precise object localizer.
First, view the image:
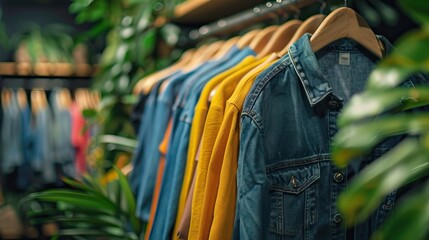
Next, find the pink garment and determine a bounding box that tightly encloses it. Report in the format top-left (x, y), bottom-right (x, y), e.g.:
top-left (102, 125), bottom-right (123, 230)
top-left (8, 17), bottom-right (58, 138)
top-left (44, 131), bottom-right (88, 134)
top-left (70, 102), bottom-right (89, 175)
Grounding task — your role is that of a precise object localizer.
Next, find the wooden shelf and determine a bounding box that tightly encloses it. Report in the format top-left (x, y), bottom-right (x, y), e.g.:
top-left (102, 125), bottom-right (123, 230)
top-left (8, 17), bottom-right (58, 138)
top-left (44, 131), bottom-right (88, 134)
top-left (173, 0), bottom-right (266, 25)
top-left (0, 62), bottom-right (97, 78)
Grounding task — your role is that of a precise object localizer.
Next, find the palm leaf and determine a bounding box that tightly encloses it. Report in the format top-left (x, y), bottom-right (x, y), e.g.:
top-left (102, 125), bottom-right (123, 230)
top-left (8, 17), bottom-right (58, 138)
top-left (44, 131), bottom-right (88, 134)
top-left (338, 87), bottom-right (429, 127)
top-left (337, 138), bottom-right (429, 224)
top-left (332, 114), bottom-right (429, 167)
top-left (22, 190), bottom-right (118, 213)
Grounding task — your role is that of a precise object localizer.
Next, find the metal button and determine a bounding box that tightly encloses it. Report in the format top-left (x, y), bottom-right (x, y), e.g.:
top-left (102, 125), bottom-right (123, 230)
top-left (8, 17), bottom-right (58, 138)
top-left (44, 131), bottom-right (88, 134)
top-left (333, 213), bottom-right (342, 224)
top-left (329, 100), bottom-right (340, 110)
top-left (290, 176), bottom-right (299, 188)
top-left (333, 172), bottom-right (344, 183)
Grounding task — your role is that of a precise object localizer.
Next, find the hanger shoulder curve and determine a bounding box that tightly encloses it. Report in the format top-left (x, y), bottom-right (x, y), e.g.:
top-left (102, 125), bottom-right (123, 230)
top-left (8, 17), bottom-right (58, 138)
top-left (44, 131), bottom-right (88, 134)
top-left (259, 20), bottom-right (302, 57)
top-left (249, 25), bottom-right (278, 54)
top-left (278, 14), bottom-right (326, 56)
top-left (310, 7), bottom-right (383, 58)
top-left (236, 29), bottom-right (260, 49)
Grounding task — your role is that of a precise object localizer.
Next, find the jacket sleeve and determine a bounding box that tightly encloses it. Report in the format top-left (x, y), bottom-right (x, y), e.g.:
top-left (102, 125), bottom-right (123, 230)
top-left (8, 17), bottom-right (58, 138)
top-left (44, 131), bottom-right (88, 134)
top-left (234, 114), bottom-right (270, 240)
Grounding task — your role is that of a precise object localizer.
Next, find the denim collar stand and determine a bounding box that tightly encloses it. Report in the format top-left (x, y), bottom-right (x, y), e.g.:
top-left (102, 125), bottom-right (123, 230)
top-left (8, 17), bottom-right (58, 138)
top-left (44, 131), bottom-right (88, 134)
top-left (288, 33), bottom-right (333, 108)
top-left (288, 33), bottom-right (393, 108)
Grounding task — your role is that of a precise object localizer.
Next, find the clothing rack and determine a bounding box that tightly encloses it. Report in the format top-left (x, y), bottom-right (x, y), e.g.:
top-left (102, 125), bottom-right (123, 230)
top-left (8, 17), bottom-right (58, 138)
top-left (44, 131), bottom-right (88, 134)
top-left (0, 75), bottom-right (91, 90)
top-left (188, 0), bottom-right (318, 41)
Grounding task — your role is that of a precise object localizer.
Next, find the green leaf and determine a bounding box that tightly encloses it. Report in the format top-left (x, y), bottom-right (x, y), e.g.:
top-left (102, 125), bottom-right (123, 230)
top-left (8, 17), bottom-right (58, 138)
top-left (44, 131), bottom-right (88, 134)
top-left (98, 135), bottom-right (138, 152)
top-left (338, 87), bottom-right (429, 127)
top-left (366, 66), bottom-right (412, 90)
top-left (337, 139), bottom-right (429, 224)
top-left (22, 190), bottom-right (118, 213)
top-left (114, 168), bottom-right (133, 208)
top-left (367, 29), bottom-right (429, 89)
top-left (29, 215), bottom-right (124, 229)
top-left (62, 177), bottom-right (109, 200)
top-left (332, 114), bottom-right (429, 168)
top-left (372, 184), bottom-right (429, 240)
top-left (76, 21), bottom-right (111, 42)
top-left (82, 108), bottom-right (98, 119)
top-left (398, 0), bottom-right (429, 24)
top-left (0, 22), bottom-right (9, 50)
top-left (54, 228), bottom-right (131, 240)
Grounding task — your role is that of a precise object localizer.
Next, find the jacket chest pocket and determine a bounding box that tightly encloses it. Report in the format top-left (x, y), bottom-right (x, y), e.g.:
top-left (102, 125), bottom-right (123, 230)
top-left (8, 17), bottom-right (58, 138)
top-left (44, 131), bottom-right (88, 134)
top-left (267, 162), bottom-right (320, 238)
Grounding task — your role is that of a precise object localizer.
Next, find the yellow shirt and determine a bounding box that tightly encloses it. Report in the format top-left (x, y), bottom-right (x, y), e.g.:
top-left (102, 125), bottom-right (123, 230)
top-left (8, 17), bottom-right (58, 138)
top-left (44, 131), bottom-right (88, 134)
top-left (189, 57), bottom-right (269, 240)
top-left (172, 56), bottom-right (257, 239)
top-left (209, 54), bottom-right (279, 240)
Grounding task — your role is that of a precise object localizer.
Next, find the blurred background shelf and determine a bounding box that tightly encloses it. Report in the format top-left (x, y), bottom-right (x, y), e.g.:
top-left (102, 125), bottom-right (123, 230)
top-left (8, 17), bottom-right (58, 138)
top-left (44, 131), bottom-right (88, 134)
top-left (172, 0), bottom-right (266, 26)
top-left (0, 62), bottom-right (97, 78)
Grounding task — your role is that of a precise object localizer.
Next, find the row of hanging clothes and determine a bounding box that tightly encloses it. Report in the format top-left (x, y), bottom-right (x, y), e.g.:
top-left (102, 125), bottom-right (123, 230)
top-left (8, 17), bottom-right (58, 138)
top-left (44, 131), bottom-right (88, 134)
top-left (0, 87), bottom-right (99, 191)
top-left (130, 4), bottom-right (429, 240)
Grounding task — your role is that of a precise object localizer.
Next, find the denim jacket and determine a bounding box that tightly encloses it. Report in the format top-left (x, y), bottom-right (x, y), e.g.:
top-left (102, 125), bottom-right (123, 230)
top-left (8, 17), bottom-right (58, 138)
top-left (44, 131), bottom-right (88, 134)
top-left (236, 34), bottom-right (427, 240)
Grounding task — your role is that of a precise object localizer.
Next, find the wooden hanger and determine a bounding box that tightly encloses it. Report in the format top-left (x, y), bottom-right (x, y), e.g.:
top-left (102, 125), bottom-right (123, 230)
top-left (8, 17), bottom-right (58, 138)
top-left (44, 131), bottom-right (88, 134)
top-left (236, 29), bottom-right (260, 49)
top-left (31, 89), bottom-right (46, 114)
top-left (17, 88), bottom-right (28, 109)
top-left (62, 88), bottom-right (73, 109)
top-left (182, 40), bottom-right (224, 72)
top-left (1, 89), bottom-right (12, 107)
top-left (249, 25), bottom-right (278, 54)
top-left (310, 7), bottom-right (384, 58)
top-left (89, 90), bottom-right (99, 109)
top-left (258, 19), bottom-right (302, 57)
top-left (213, 36), bottom-right (240, 59)
top-left (75, 89), bottom-right (87, 109)
top-left (134, 48), bottom-right (196, 94)
top-left (278, 14), bottom-right (326, 56)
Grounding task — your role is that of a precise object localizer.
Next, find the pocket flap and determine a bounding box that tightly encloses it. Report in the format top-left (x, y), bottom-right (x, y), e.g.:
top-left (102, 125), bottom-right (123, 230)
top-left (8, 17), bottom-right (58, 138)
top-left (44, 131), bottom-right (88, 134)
top-left (268, 162), bottom-right (320, 194)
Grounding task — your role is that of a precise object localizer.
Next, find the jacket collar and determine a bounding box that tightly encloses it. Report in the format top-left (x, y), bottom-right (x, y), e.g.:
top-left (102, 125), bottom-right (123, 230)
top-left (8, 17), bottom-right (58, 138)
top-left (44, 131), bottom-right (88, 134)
top-left (288, 33), bottom-right (391, 108)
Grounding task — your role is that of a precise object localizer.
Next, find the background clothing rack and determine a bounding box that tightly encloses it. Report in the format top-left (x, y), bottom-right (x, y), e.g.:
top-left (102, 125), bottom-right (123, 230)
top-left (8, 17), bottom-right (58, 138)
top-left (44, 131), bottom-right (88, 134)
top-left (188, 0), bottom-right (318, 42)
top-left (0, 75), bottom-right (92, 90)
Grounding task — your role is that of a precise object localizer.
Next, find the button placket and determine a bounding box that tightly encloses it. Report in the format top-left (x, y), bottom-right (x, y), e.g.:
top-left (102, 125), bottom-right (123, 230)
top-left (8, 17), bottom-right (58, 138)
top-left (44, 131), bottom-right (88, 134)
top-left (333, 172), bottom-right (344, 183)
top-left (333, 213), bottom-right (343, 224)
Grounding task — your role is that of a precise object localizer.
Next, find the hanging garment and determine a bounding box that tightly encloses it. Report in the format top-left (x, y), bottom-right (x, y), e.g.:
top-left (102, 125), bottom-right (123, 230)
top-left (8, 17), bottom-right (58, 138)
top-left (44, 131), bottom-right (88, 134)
top-left (200, 54), bottom-right (279, 240)
top-left (130, 93), bottom-right (149, 133)
top-left (168, 46), bottom-right (244, 230)
top-left (50, 89), bottom-right (75, 178)
top-left (149, 46), bottom-right (255, 240)
top-left (234, 33), bottom-right (428, 240)
top-left (33, 102), bottom-right (56, 183)
top-left (1, 92), bottom-right (24, 174)
top-left (188, 56), bottom-right (266, 240)
top-left (135, 70), bottom-right (195, 221)
top-left (130, 80), bottom-right (165, 195)
top-left (174, 55), bottom-right (259, 239)
top-left (70, 102), bottom-right (89, 176)
top-left (16, 103), bottom-right (34, 190)
top-left (144, 119), bottom-right (173, 240)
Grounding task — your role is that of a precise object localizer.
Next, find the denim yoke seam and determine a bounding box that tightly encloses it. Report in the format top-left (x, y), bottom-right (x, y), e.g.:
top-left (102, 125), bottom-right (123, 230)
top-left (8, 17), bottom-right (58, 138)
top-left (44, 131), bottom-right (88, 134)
top-left (242, 57), bottom-right (293, 132)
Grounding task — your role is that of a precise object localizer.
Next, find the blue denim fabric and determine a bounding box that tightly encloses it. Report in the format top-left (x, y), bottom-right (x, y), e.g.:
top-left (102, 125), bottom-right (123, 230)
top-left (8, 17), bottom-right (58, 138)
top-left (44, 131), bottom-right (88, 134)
top-left (1, 92), bottom-right (24, 174)
top-left (130, 79), bottom-right (165, 195)
top-left (50, 90), bottom-right (75, 178)
top-left (135, 70), bottom-right (195, 221)
top-left (235, 34), bottom-right (425, 240)
top-left (149, 47), bottom-right (255, 239)
top-left (33, 105), bottom-right (55, 183)
top-left (16, 104), bottom-right (34, 190)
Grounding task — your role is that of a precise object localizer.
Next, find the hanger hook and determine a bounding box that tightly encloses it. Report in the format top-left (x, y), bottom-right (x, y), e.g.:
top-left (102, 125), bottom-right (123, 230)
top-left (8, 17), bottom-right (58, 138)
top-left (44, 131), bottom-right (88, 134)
top-left (318, 0), bottom-right (326, 14)
top-left (344, 0), bottom-right (348, 7)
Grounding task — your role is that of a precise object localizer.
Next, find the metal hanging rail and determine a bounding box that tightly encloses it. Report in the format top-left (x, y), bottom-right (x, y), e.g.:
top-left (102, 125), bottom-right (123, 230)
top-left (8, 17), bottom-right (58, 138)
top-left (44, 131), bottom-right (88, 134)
top-left (188, 0), bottom-right (318, 41)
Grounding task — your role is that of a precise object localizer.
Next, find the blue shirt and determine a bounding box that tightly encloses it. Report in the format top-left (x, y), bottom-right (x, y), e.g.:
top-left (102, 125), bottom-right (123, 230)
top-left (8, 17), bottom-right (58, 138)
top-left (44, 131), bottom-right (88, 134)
top-left (135, 70), bottom-right (196, 221)
top-left (1, 91), bottom-right (24, 174)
